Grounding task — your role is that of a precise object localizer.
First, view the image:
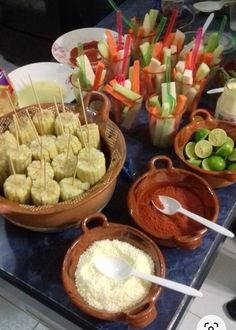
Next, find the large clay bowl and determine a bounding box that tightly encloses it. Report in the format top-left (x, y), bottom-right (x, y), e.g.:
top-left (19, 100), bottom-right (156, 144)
top-left (62, 213), bottom-right (165, 329)
top-left (174, 109), bottom-right (236, 188)
top-left (0, 91), bottom-right (126, 231)
top-left (127, 156), bottom-right (219, 250)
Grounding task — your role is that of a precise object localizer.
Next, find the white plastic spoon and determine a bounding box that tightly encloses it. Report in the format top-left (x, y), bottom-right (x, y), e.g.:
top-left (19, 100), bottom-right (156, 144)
top-left (194, 1), bottom-right (236, 13)
top-left (152, 196), bottom-right (234, 238)
top-left (207, 87), bottom-right (224, 94)
top-left (94, 255), bottom-right (203, 297)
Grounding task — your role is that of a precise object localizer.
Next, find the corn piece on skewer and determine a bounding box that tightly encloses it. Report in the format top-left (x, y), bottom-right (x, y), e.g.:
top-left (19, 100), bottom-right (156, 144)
top-left (52, 153), bottom-right (78, 182)
top-left (75, 123), bottom-right (100, 149)
top-left (27, 160), bottom-right (54, 181)
top-left (56, 134), bottom-right (82, 155)
top-left (32, 109), bottom-right (55, 135)
top-left (7, 145), bottom-right (32, 174)
top-left (55, 112), bottom-right (79, 135)
top-left (4, 174), bottom-right (32, 204)
top-left (59, 177), bottom-right (90, 201)
top-left (31, 178), bottom-right (60, 206)
top-left (9, 116), bottom-right (35, 144)
top-left (30, 135), bottom-right (58, 161)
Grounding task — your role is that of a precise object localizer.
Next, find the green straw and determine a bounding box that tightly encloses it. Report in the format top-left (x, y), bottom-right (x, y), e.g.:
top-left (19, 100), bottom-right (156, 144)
top-left (152, 16), bottom-right (167, 44)
top-left (217, 15), bottom-right (227, 45)
top-left (107, 0), bottom-right (132, 28)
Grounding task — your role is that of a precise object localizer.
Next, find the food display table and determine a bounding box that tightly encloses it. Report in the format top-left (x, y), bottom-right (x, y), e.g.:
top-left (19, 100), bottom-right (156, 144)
top-left (0, 1), bottom-right (236, 329)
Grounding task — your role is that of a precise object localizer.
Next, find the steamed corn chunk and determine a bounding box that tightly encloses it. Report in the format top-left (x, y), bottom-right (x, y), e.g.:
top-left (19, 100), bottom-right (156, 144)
top-left (7, 145), bottom-right (32, 174)
top-left (4, 174), bottom-right (32, 204)
top-left (32, 109), bottom-right (55, 135)
top-left (55, 112), bottom-right (79, 135)
top-left (31, 178), bottom-right (60, 205)
top-left (76, 123), bottom-right (100, 149)
top-left (59, 177), bottom-right (90, 201)
top-left (77, 147), bottom-right (106, 185)
top-left (51, 153), bottom-right (78, 182)
top-left (0, 131), bottom-right (17, 154)
top-left (0, 156), bottom-right (10, 187)
top-left (27, 160), bottom-right (54, 181)
top-left (30, 135), bottom-right (58, 161)
top-left (9, 116), bottom-right (35, 144)
top-left (56, 134), bottom-right (82, 155)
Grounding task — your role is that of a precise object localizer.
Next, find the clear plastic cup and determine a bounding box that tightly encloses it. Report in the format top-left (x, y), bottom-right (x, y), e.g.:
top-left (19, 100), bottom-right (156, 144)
top-left (141, 68), bottom-right (166, 100)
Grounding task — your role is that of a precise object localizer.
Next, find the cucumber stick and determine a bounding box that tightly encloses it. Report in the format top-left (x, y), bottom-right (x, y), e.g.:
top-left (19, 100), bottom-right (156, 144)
top-left (205, 32), bottom-right (219, 52)
top-left (142, 13), bottom-right (151, 36)
top-left (113, 83), bottom-right (141, 101)
top-left (97, 40), bottom-right (109, 59)
top-left (149, 9), bottom-right (159, 31)
top-left (140, 42), bottom-right (152, 66)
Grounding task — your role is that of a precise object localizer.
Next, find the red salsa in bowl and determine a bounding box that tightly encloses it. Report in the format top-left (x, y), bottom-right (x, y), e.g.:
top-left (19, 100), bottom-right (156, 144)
top-left (69, 41), bottom-right (101, 68)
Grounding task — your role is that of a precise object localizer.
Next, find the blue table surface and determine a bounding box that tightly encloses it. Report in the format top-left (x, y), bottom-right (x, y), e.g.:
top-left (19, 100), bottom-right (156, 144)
top-left (0, 1), bottom-right (236, 330)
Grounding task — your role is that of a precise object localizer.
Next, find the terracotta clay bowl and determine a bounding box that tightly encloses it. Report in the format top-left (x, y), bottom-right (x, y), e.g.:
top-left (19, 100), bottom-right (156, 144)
top-left (0, 91), bottom-right (126, 231)
top-left (62, 213), bottom-right (165, 329)
top-left (174, 109), bottom-right (236, 188)
top-left (127, 156), bottom-right (219, 250)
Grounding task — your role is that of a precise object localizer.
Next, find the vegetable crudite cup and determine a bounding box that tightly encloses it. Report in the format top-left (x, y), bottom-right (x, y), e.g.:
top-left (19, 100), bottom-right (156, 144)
top-left (62, 212), bottom-right (165, 329)
top-left (0, 91), bottom-right (126, 231)
top-left (127, 155), bottom-right (219, 250)
top-left (174, 109), bottom-right (236, 188)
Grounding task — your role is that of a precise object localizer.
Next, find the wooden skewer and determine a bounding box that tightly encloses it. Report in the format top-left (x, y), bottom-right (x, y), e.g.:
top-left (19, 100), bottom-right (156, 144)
top-left (6, 90), bottom-right (19, 120)
top-left (77, 116), bottom-right (88, 149)
top-left (72, 157), bottom-right (78, 185)
top-left (25, 109), bottom-right (41, 145)
top-left (53, 96), bottom-right (65, 135)
top-left (66, 132), bottom-right (72, 163)
top-left (44, 158), bottom-right (47, 190)
top-left (59, 87), bottom-right (66, 113)
top-left (9, 157), bottom-right (16, 178)
top-left (13, 115), bottom-right (20, 152)
top-left (28, 75), bottom-right (43, 116)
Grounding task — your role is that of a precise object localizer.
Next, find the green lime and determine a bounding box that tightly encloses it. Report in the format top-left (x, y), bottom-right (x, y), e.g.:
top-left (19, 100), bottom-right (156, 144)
top-left (194, 128), bottom-right (210, 142)
top-left (226, 136), bottom-right (235, 148)
top-left (194, 140), bottom-right (213, 158)
top-left (208, 128), bottom-right (227, 147)
top-left (227, 163), bottom-right (236, 171)
top-left (201, 158), bottom-right (211, 171)
top-left (207, 155), bottom-right (226, 171)
top-left (228, 148), bottom-right (236, 162)
top-left (185, 142), bottom-right (197, 159)
top-left (187, 159), bottom-right (202, 167)
top-left (215, 141), bottom-right (234, 157)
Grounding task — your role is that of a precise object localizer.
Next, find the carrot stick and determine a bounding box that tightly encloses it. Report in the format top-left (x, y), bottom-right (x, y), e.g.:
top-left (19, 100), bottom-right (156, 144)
top-left (163, 32), bottom-right (175, 48)
top-left (198, 52), bottom-right (213, 67)
top-left (185, 51), bottom-right (193, 70)
top-left (172, 68), bottom-right (177, 81)
top-left (131, 60), bottom-right (140, 94)
top-left (105, 30), bottom-right (117, 60)
top-left (134, 27), bottom-right (144, 50)
top-left (103, 84), bottom-right (135, 107)
top-left (92, 62), bottom-right (105, 90)
top-left (152, 42), bottom-right (163, 61)
top-left (175, 94), bottom-right (187, 114)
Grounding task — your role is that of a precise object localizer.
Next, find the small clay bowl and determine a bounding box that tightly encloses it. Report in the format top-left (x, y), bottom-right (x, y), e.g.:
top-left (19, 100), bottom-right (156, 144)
top-left (174, 109), bottom-right (236, 188)
top-left (127, 156), bottom-right (219, 250)
top-left (62, 213), bottom-right (165, 329)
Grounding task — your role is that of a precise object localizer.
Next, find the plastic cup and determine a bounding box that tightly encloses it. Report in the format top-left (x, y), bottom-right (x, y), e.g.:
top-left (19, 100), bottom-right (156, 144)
top-left (101, 52), bottom-right (131, 83)
top-left (145, 97), bottom-right (185, 148)
top-left (141, 68), bottom-right (166, 100)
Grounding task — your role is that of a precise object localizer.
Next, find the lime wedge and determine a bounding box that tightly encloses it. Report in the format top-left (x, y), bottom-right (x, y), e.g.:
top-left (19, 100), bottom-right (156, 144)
top-left (207, 155), bottom-right (226, 171)
top-left (201, 158), bottom-right (211, 171)
top-left (227, 163), bottom-right (236, 171)
top-left (194, 128), bottom-right (210, 142)
top-left (215, 141), bottom-right (234, 157)
top-left (228, 148), bottom-right (236, 162)
top-left (208, 128), bottom-right (227, 147)
top-left (194, 140), bottom-right (213, 158)
top-left (188, 159), bottom-right (202, 167)
top-left (226, 137), bottom-right (235, 148)
top-left (185, 142), bottom-right (197, 159)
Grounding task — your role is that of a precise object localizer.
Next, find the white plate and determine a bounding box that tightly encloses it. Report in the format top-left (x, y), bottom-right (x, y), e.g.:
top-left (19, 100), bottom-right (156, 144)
top-left (51, 27), bottom-right (117, 67)
top-left (8, 62), bottom-right (74, 105)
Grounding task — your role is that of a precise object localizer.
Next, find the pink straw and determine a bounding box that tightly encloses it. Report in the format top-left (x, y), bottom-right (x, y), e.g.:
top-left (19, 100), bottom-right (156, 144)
top-left (116, 10), bottom-right (123, 51)
top-left (191, 27), bottom-right (203, 72)
top-left (116, 34), bottom-right (131, 85)
top-left (163, 9), bottom-right (178, 47)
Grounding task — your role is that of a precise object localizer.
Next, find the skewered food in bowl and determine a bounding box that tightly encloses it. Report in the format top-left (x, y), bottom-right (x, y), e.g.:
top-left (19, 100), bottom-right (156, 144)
top-left (52, 153), bottom-right (78, 182)
top-left (32, 109), bottom-right (55, 135)
top-left (7, 145), bottom-right (32, 174)
top-left (56, 133), bottom-right (82, 155)
top-left (76, 123), bottom-right (100, 148)
top-left (0, 157), bottom-right (10, 187)
top-left (77, 147), bottom-right (106, 185)
top-left (59, 177), bottom-right (90, 201)
top-left (27, 160), bottom-right (54, 181)
top-left (55, 111), bottom-right (79, 135)
top-left (31, 178), bottom-right (60, 206)
top-left (9, 115), bottom-right (36, 144)
top-left (0, 131), bottom-right (17, 154)
top-left (30, 135), bottom-right (58, 161)
top-left (4, 174), bottom-right (32, 204)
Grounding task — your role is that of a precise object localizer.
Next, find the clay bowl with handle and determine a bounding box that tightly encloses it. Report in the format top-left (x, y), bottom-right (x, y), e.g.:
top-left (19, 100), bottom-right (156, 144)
top-left (62, 212), bottom-right (165, 329)
top-left (127, 155), bottom-right (219, 250)
top-left (0, 91), bottom-right (126, 231)
top-left (174, 109), bottom-right (236, 188)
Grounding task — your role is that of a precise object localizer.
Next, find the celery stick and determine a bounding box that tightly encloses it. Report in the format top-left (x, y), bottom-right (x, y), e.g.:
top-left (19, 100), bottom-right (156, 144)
top-left (162, 82), bottom-right (176, 100)
top-left (121, 98), bottom-right (142, 130)
top-left (155, 71), bottom-right (165, 95)
top-left (149, 9), bottom-right (159, 31)
top-left (113, 83), bottom-right (141, 101)
top-left (195, 62), bottom-right (210, 82)
top-left (149, 95), bottom-right (160, 107)
top-left (140, 42), bottom-right (152, 67)
top-left (212, 45), bottom-right (224, 64)
top-left (159, 118), bottom-right (175, 148)
top-left (205, 32), bottom-right (219, 52)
